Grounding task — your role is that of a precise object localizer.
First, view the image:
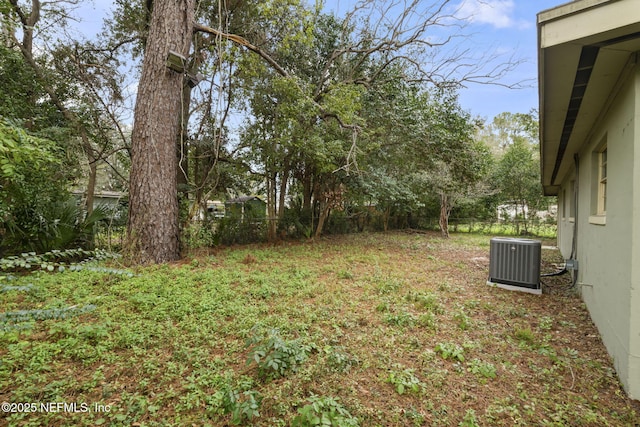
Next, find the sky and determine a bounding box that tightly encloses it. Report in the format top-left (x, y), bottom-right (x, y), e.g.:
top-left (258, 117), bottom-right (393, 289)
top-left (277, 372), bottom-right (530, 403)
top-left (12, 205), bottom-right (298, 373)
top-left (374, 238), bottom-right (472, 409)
top-left (72, 0), bottom-right (565, 123)
top-left (446, 0), bottom-right (563, 121)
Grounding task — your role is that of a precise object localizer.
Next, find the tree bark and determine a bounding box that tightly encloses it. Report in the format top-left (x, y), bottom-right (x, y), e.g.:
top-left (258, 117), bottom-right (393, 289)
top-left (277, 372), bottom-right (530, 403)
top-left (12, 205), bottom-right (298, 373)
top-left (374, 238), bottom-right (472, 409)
top-left (439, 193), bottom-right (451, 239)
top-left (126, 0), bottom-right (194, 264)
top-left (315, 202), bottom-right (330, 238)
top-left (85, 152), bottom-right (97, 216)
top-left (383, 206), bottom-right (391, 233)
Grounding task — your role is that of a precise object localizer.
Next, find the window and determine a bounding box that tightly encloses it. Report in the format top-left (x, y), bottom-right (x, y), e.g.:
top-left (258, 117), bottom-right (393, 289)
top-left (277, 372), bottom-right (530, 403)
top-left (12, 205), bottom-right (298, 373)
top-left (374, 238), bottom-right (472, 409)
top-left (569, 180), bottom-right (576, 221)
top-left (589, 138), bottom-right (607, 225)
top-left (598, 148), bottom-right (607, 215)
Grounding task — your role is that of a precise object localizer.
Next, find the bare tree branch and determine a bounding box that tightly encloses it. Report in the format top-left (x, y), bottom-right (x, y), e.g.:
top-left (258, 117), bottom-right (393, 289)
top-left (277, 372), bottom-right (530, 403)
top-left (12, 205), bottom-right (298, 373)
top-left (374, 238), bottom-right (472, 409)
top-left (193, 22), bottom-right (289, 78)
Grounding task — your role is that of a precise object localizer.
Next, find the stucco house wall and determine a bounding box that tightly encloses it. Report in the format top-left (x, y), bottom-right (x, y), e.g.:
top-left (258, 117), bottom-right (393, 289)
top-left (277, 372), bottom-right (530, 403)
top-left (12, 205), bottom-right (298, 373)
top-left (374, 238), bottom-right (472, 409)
top-left (629, 67), bottom-right (640, 397)
top-left (554, 64), bottom-right (639, 398)
top-left (538, 0), bottom-right (640, 399)
top-left (556, 187), bottom-right (575, 257)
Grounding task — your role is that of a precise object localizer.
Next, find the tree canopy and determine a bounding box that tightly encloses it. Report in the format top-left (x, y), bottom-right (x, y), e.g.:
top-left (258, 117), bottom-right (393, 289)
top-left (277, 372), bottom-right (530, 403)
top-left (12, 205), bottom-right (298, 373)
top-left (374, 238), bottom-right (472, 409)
top-left (0, 0), bottom-right (543, 261)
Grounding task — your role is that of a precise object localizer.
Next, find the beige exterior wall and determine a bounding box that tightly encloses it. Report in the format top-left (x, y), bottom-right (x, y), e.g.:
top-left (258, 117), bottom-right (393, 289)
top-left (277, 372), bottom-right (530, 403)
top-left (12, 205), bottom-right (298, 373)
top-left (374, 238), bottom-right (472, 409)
top-left (556, 180), bottom-right (576, 259)
top-left (557, 66), bottom-right (639, 398)
top-left (629, 67), bottom-right (640, 399)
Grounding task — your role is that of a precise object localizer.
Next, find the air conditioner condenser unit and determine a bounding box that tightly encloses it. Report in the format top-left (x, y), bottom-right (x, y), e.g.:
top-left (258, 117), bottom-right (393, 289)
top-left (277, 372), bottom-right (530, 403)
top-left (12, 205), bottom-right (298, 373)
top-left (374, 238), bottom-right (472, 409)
top-left (487, 237), bottom-right (541, 295)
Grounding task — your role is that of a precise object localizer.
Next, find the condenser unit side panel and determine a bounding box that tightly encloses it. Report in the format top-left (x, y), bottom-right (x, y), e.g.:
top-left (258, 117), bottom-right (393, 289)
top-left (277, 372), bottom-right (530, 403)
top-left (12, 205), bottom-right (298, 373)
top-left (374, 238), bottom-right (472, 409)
top-left (488, 238), bottom-right (541, 291)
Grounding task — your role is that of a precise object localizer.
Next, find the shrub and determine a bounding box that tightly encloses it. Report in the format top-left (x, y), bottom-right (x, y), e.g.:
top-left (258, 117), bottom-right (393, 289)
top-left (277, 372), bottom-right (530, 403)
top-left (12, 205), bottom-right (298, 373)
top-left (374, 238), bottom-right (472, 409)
top-left (0, 120), bottom-right (106, 254)
top-left (245, 328), bottom-right (312, 380)
top-left (215, 216), bottom-right (266, 245)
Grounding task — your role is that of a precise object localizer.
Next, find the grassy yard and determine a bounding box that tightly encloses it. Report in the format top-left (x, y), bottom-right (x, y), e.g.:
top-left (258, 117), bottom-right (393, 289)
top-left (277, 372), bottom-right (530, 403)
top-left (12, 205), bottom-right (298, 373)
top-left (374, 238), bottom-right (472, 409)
top-left (1, 232), bottom-right (639, 426)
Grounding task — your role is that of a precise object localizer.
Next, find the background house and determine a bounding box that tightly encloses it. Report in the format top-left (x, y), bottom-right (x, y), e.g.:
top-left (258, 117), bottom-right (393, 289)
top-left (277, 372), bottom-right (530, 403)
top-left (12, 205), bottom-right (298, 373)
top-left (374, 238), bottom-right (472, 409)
top-left (225, 196), bottom-right (266, 221)
top-left (496, 202), bottom-right (557, 222)
top-left (538, 0), bottom-right (640, 399)
top-left (206, 200), bottom-right (225, 219)
top-left (73, 190), bottom-right (127, 221)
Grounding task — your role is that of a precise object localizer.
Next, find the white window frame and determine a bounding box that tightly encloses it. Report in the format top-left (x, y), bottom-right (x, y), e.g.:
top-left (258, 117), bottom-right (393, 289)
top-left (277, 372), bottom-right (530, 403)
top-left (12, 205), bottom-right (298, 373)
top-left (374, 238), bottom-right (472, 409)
top-left (597, 147), bottom-right (607, 215)
top-left (589, 143), bottom-right (607, 225)
top-left (568, 180), bottom-right (576, 223)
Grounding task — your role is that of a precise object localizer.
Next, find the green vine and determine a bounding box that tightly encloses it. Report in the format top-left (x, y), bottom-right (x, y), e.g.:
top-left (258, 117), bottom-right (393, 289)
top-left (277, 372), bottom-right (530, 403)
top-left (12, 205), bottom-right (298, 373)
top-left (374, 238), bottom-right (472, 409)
top-left (0, 248), bottom-right (124, 273)
top-left (1, 249), bottom-right (132, 332)
top-left (0, 305), bottom-right (97, 332)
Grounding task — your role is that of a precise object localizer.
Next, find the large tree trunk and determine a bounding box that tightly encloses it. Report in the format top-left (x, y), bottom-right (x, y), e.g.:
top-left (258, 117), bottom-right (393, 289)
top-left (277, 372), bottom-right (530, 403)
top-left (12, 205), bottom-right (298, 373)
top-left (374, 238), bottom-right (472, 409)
top-left (21, 0), bottom-right (39, 57)
top-left (126, 0), bottom-right (194, 264)
top-left (315, 202), bottom-right (330, 238)
top-left (85, 153), bottom-right (97, 216)
top-left (383, 206), bottom-right (391, 232)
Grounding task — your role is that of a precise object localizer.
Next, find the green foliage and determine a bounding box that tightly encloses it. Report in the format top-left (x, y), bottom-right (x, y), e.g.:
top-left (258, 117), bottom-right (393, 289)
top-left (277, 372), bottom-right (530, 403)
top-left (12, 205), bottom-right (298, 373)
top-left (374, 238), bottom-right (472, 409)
top-left (0, 283), bottom-right (36, 293)
top-left (453, 310), bottom-right (472, 331)
top-left (0, 305), bottom-right (97, 332)
top-left (9, 199), bottom-right (111, 254)
top-left (245, 328), bottom-right (312, 379)
top-left (481, 112), bottom-right (539, 154)
top-left (337, 269), bottom-right (354, 280)
top-left (481, 111), bottom-right (548, 234)
top-left (0, 233), bottom-right (636, 425)
top-left (278, 207), bottom-right (313, 239)
top-left (538, 316), bottom-right (554, 331)
top-left (0, 248), bottom-right (126, 333)
top-left (385, 365), bottom-right (424, 395)
top-left (467, 358), bottom-right (497, 380)
top-left (292, 395), bottom-right (359, 427)
top-left (435, 342), bottom-right (465, 362)
top-left (182, 219), bottom-right (217, 248)
top-left (0, 120), bottom-right (103, 254)
top-left (459, 409), bottom-right (480, 427)
top-left (406, 291), bottom-right (443, 314)
top-left (0, 248), bottom-right (122, 273)
top-left (215, 382), bottom-right (262, 425)
top-left (373, 275), bottom-right (403, 294)
top-left (0, 120), bottom-right (63, 237)
top-left (384, 311), bottom-right (417, 328)
top-left (496, 139), bottom-right (542, 206)
top-left (324, 345), bottom-right (359, 373)
top-left (0, 46), bottom-right (54, 122)
top-left (514, 328), bottom-right (536, 346)
top-left (0, 119), bottom-right (59, 180)
top-left (215, 216), bottom-right (266, 246)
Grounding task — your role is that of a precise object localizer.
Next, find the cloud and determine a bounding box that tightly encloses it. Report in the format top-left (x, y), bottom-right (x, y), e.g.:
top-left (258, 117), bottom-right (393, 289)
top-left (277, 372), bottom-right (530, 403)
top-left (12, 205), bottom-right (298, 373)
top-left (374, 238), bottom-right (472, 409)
top-left (457, 0), bottom-right (530, 29)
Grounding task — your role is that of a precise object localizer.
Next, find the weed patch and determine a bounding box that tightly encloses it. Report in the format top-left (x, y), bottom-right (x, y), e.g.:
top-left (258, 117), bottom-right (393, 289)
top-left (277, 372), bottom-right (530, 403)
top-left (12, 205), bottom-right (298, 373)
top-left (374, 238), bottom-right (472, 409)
top-left (1, 232), bottom-right (638, 426)
top-left (246, 328), bottom-right (312, 380)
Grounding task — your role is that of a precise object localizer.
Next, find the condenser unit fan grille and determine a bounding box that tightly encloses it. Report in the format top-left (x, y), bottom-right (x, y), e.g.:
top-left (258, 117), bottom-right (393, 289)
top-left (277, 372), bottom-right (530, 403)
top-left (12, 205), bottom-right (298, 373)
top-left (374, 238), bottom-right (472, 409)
top-left (488, 237), bottom-right (541, 295)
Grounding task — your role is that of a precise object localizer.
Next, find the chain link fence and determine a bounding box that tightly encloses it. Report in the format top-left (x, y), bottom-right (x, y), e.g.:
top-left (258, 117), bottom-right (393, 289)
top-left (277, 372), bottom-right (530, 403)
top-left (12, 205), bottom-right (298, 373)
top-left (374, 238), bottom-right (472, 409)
top-left (93, 214), bottom-right (557, 251)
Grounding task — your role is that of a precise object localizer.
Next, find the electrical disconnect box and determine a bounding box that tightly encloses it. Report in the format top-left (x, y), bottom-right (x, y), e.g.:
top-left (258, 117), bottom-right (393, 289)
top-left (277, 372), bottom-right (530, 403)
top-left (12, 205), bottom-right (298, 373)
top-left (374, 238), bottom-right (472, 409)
top-left (565, 259), bottom-right (579, 271)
